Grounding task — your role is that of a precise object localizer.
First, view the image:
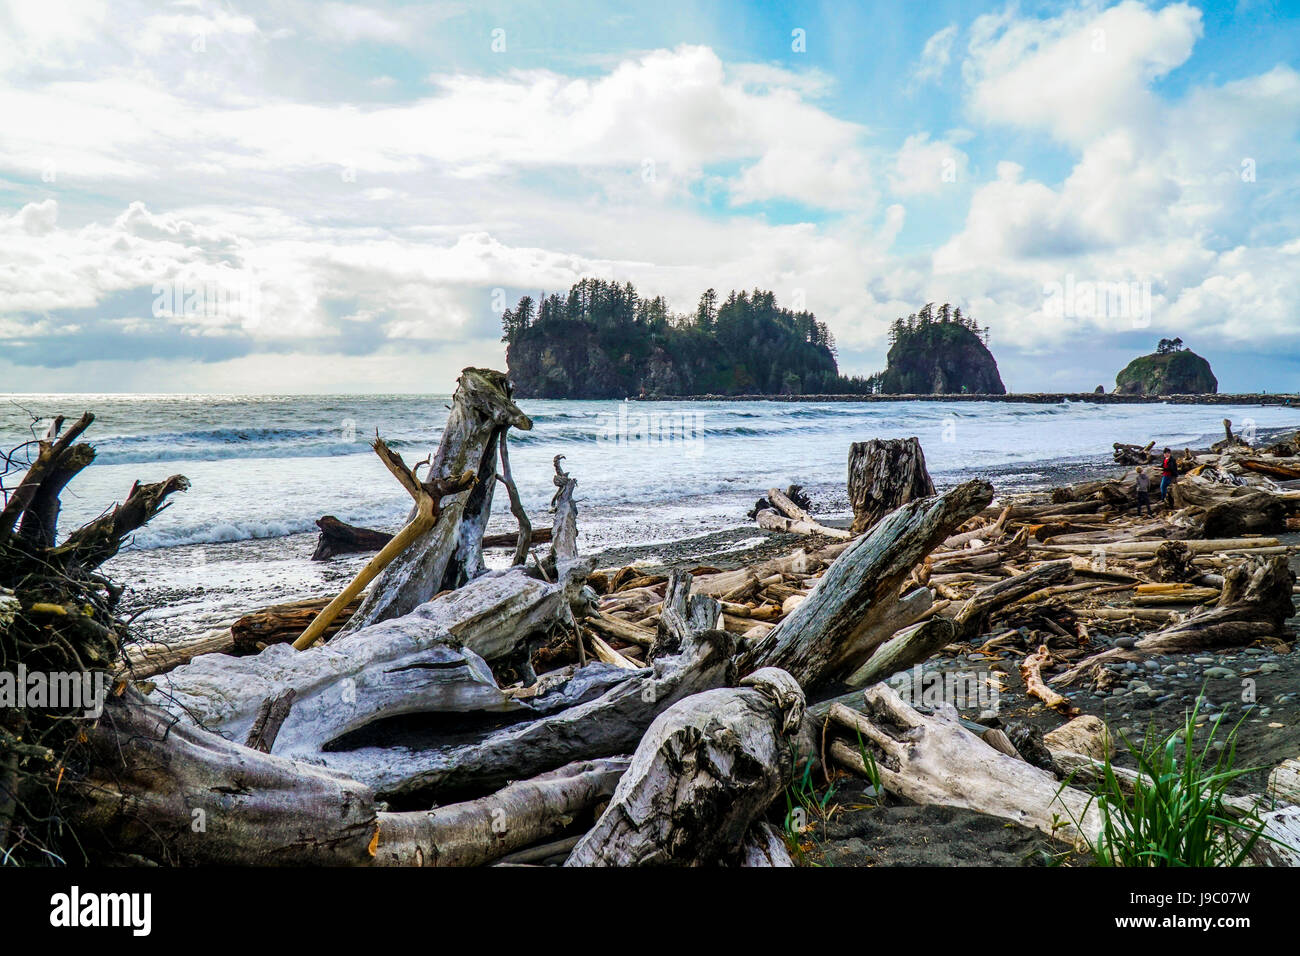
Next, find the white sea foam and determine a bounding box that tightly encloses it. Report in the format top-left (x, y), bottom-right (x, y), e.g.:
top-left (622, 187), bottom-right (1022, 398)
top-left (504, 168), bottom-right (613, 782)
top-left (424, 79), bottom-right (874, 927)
top-left (4, 395), bottom-right (1298, 553)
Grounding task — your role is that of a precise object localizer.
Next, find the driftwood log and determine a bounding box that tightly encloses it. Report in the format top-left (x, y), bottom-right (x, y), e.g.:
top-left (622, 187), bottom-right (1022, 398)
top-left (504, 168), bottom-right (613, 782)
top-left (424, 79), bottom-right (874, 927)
top-left (311, 516), bottom-right (549, 562)
top-left (339, 368), bottom-right (532, 635)
top-left (1057, 555), bottom-right (1295, 685)
top-left (311, 515), bottom-right (394, 561)
top-left (565, 668), bottom-right (804, 866)
top-left (847, 437), bottom-right (936, 534)
top-left (740, 479), bottom-right (992, 691)
top-left (826, 687), bottom-right (1100, 845)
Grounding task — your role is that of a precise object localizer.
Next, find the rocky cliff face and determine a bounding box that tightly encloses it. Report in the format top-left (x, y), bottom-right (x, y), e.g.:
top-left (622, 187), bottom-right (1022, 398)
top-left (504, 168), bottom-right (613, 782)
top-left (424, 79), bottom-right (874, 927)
top-left (878, 322), bottom-right (1006, 394)
top-left (505, 320), bottom-right (838, 398)
top-left (1115, 350), bottom-right (1217, 396)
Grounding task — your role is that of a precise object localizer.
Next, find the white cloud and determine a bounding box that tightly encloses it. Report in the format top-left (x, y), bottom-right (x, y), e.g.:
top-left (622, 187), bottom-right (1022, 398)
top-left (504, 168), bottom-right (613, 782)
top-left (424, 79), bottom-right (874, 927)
top-left (912, 24), bottom-right (958, 86)
top-left (889, 133), bottom-right (969, 196)
top-left (965, 0), bottom-right (1202, 145)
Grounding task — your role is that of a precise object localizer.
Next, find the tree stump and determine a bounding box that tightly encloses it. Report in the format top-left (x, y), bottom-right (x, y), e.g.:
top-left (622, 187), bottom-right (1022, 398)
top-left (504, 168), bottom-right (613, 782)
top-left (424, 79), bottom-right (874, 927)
top-left (847, 437), bottom-right (936, 534)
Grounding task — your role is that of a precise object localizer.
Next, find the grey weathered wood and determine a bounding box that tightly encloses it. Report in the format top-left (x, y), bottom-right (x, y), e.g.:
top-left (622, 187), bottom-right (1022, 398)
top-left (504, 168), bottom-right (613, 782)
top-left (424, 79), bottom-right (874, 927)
top-left (564, 668), bottom-right (804, 866)
top-left (70, 691), bottom-right (378, 866)
top-left (847, 437), bottom-right (936, 534)
top-left (951, 559), bottom-right (1073, 641)
top-left (827, 687), bottom-right (1100, 845)
top-left (340, 368), bottom-right (532, 634)
top-left (843, 615), bottom-right (956, 689)
top-left (314, 614), bottom-right (736, 802)
top-left (739, 821), bottom-right (796, 867)
top-left (374, 757), bottom-right (629, 867)
top-left (740, 479), bottom-right (993, 689)
top-left (149, 566), bottom-right (571, 754)
top-left (1058, 555), bottom-right (1295, 684)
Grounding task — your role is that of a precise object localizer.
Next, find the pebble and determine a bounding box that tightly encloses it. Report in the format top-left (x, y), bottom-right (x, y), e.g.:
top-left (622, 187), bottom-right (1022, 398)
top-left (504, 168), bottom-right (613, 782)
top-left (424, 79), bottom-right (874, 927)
top-left (1144, 660), bottom-right (1160, 672)
top-left (1162, 664), bottom-right (1179, 675)
top-left (1115, 636), bottom-right (1137, 649)
top-left (1124, 661), bottom-right (1138, 674)
top-left (1244, 647), bottom-right (1267, 656)
top-left (1258, 662), bottom-right (1282, 675)
top-left (1194, 657), bottom-right (1216, 665)
top-left (1204, 667), bottom-right (1237, 680)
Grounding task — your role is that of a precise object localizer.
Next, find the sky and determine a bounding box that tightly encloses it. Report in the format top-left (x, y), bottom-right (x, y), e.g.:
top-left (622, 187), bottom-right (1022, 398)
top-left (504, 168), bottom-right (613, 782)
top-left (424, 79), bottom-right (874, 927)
top-left (0, 0), bottom-right (1298, 394)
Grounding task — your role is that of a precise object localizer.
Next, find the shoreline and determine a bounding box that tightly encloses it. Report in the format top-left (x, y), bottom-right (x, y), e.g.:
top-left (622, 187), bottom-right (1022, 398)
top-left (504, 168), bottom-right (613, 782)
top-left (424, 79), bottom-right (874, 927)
top-left (635, 392), bottom-right (1300, 405)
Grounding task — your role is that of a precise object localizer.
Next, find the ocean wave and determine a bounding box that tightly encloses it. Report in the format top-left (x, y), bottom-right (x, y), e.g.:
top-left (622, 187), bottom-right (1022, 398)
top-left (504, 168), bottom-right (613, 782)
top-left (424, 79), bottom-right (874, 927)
top-left (93, 426), bottom-right (418, 465)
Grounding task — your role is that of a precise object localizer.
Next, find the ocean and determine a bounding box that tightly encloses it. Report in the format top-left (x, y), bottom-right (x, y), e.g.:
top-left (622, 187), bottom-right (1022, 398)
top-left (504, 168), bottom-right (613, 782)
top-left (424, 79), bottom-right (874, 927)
top-left (5, 394), bottom-right (1299, 641)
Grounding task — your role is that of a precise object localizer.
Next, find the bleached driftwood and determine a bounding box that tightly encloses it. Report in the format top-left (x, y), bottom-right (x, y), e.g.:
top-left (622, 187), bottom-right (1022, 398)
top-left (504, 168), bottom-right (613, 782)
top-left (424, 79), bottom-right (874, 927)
top-left (843, 615), bottom-right (956, 689)
top-left (1267, 758), bottom-right (1300, 806)
top-left (373, 757), bottom-right (629, 867)
top-left (827, 686), bottom-right (1100, 845)
top-left (71, 690), bottom-right (379, 866)
top-left (150, 566), bottom-right (575, 755)
top-left (1057, 556), bottom-right (1294, 685)
top-left (340, 368), bottom-right (532, 635)
top-left (309, 573), bottom-right (734, 802)
top-left (740, 479), bottom-right (993, 689)
top-left (565, 668), bottom-right (804, 866)
top-left (759, 487), bottom-right (851, 540)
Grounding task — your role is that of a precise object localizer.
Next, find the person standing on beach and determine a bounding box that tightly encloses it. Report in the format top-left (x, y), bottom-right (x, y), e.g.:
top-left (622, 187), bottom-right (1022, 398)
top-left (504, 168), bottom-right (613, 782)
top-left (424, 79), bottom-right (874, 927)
top-left (1134, 466), bottom-right (1152, 516)
top-left (1159, 447), bottom-right (1177, 504)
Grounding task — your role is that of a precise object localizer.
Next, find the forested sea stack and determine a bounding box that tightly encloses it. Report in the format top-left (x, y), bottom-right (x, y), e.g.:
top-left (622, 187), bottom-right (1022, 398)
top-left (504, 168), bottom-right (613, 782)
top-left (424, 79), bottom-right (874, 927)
top-left (869, 304), bottom-right (1006, 395)
top-left (503, 279), bottom-right (839, 398)
top-left (1115, 338), bottom-right (1218, 396)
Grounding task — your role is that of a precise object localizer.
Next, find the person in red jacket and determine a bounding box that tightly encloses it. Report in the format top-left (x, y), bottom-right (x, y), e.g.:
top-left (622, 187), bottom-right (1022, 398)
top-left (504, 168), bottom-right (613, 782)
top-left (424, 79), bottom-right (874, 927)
top-left (1159, 448), bottom-right (1177, 504)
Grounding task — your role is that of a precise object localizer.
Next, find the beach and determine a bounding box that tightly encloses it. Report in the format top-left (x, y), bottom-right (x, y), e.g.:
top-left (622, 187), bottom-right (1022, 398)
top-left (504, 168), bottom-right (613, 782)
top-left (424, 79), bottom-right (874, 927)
top-left (3, 395), bottom-right (1295, 648)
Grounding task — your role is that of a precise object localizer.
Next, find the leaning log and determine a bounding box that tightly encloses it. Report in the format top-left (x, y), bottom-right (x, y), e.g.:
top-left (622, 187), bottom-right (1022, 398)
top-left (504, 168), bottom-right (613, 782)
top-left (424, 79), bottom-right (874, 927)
top-left (339, 368), bottom-right (532, 635)
top-left (740, 479), bottom-right (993, 690)
top-left (847, 437), bottom-right (936, 534)
top-left (565, 668), bottom-right (804, 866)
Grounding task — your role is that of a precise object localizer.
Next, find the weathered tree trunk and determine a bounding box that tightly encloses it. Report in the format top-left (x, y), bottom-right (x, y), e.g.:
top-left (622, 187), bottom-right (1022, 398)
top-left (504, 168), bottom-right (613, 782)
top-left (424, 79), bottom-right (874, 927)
top-left (847, 437), bottom-right (936, 534)
top-left (150, 566), bottom-right (575, 756)
top-left (827, 687), bottom-right (1100, 846)
top-left (309, 573), bottom-right (734, 804)
top-left (740, 479), bottom-right (993, 690)
top-left (311, 516), bottom-right (394, 560)
top-left (339, 368), bottom-right (532, 635)
top-left (951, 559), bottom-right (1073, 641)
top-left (565, 669), bottom-right (804, 866)
top-left (70, 691), bottom-right (379, 866)
top-left (1202, 490), bottom-right (1286, 537)
top-left (374, 757), bottom-right (629, 867)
